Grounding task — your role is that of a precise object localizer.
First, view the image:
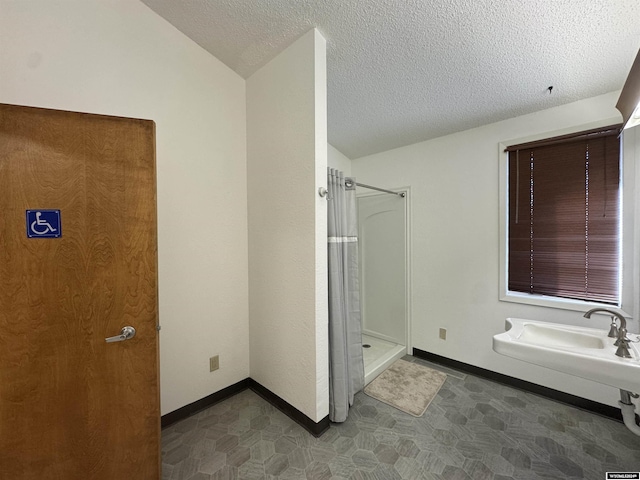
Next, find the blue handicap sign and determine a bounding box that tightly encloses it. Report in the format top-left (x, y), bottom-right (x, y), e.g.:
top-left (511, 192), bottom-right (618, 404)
top-left (26, 210), bottom-right (62, 238)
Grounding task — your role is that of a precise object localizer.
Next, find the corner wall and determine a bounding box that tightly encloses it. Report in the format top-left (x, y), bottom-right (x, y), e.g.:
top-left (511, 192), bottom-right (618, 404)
top-left (352, 92), bottom-right (637, 407)
top-left (247, 30), bottom-right (329, 422)
top-left (0, 0), bottom-right (250, 415)
top-left (328, 144), bottom-right (353, 175)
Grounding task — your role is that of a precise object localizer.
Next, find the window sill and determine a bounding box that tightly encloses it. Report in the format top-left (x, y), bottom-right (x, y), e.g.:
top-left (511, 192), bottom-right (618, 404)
top-left (499, 291), bottom-right (624, 315)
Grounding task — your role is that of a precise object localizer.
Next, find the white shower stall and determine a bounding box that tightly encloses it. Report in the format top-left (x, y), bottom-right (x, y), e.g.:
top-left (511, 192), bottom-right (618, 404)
top-left (357, 189), bottom-right (410, 384)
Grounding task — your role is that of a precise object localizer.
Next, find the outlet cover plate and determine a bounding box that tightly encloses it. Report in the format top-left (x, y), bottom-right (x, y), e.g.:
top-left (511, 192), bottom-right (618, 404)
top-left (210, 355), bottom-right (219, 372)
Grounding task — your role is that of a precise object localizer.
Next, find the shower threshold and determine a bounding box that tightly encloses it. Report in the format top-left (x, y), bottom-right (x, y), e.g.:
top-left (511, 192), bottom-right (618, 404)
top-left (362, 334), bottom-right (407, 386)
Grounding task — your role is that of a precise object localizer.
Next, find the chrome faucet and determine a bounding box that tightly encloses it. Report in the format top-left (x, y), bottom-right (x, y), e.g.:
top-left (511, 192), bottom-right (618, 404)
top-left (584, 308), bottom-right (632, 358)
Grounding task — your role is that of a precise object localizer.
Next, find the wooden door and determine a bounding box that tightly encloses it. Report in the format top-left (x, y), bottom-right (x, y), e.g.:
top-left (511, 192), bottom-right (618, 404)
top-left (0, 104), bottom-right (160, 479)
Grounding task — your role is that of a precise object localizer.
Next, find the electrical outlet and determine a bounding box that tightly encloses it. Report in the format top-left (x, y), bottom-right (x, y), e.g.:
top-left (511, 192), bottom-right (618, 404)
top-left (439, 328), bottom-right (447, 340)
top-left (209, 355), bottom-right (219, 372)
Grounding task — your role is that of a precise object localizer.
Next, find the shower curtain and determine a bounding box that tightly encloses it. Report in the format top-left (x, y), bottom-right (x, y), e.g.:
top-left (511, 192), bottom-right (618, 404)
top-left (327, 168), bottom-right (365, 423)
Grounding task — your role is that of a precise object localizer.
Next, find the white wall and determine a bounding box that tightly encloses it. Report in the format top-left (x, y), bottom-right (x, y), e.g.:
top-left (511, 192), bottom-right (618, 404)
top-left (247, 29), bottom-right (329, 422)
top-left (352, 92), bottom-right (638, 407)
top-left (328, 144), bottom-right (352, 175)
top-left (0, 0), bottom-right (250, 415)
top-left (358, 194), bottom-right (407, 345)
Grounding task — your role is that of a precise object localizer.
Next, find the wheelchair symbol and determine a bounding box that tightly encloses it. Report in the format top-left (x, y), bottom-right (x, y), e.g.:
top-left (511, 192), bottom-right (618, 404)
top-left (31, 212), bottom-right (57, 235)
top-left (26, 210), bottom-right (61, 238)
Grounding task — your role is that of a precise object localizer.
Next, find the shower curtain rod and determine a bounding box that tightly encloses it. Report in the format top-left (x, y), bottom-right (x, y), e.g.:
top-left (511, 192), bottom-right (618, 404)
top-left (345, 180), bottom-right (405, 198)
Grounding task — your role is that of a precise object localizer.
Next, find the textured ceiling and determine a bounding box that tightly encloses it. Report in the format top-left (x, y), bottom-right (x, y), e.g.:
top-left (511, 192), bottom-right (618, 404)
top-left (141, 0), bottom-right (640, 159)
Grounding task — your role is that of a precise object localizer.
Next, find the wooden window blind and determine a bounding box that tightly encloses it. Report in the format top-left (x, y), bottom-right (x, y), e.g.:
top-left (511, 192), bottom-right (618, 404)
top-left (506, 126), bottom-right (621, 304)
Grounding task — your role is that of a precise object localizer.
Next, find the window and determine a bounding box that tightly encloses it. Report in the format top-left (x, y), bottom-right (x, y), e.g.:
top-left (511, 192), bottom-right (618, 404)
top-left (505, 125), bottom-right (621, 305)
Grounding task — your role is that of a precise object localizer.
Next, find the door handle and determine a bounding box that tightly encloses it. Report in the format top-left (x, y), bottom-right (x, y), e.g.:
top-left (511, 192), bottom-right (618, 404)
top-left (105, 326), bottom-right (136, 343)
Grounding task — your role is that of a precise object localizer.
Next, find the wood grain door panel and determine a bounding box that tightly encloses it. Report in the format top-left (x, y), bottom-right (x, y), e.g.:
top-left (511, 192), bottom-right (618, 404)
top-left (0, 104), bottom-right (160, 479)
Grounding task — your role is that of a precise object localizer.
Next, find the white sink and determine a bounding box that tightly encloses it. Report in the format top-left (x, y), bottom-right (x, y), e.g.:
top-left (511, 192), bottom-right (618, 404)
top-left (493, 318), bottom-right (640, 393)
top-left (518, 323), bottom-right (606, 349)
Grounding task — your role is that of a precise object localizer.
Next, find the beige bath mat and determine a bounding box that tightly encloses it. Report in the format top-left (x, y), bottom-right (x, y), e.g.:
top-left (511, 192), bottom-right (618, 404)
top-left (364, 359), bottom-right (446, 417)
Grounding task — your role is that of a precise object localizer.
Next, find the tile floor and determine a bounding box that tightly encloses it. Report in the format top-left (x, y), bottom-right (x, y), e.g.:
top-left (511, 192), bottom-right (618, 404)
top-left (162, 356), bottom-right (640, 479)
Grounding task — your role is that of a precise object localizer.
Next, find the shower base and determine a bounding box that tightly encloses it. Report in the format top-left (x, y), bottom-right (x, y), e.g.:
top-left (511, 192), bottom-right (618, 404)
top-left (362, 334), bottom-right (406, 386)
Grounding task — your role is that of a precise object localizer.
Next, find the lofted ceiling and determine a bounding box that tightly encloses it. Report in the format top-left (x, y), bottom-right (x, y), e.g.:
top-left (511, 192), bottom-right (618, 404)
top-left (141, 0), bottom-right (640, 159)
